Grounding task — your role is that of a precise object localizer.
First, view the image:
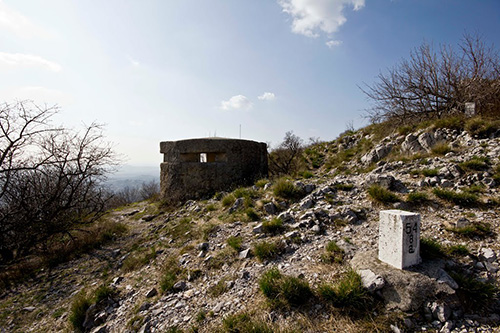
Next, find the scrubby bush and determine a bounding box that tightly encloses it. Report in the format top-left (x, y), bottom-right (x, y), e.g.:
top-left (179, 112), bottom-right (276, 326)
top-left (227, 236), bottom-right (243, 252)
top-left (432, 188), bottom-right (479, 207)
top-left (253, 241), bottom-right (282, 262)
top-left (262, 218), bottom-right (285, 235)
top-left (367, 185), bottom-right (400, 204)
top-left (222, 313), bottom-right (273, 333)
top-left (318, 270), bottom-right (370, 309)
top-left (259, 267), bottom-right (312, 307)
top-left (272, 178), bottom-right (304, 200)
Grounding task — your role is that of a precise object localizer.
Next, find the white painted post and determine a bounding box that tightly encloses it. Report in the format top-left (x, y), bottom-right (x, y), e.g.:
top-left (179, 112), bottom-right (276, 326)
top-left (378, 210), bottom-right (421, 269)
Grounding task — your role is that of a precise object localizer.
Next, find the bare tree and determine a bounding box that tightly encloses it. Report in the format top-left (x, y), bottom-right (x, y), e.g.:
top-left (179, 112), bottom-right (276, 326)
top-left (0, 101), bottom-right (118, 262)
top-left (268, 131), bottom-right (304, 177)
top-left (361, 33), bottom-right (500, 125)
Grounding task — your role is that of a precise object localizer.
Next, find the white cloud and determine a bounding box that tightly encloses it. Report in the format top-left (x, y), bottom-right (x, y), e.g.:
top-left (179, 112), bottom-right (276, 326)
top-left (220, 95), bottom-right (253, 111)
top-left (0, 86), bottom-right (73, 106)
top-left (258, 92), bottom-right (276, 101)
top-left (0, 52), bottom-right (62, 72)
top-left (326, 39), bottom-right (343, 48)
top-left (278, 0), bottom-right (365, 38)
top-left (0, 0), bottom-right (51, 38)
top-left (127, 55), bottom-right (140, 67)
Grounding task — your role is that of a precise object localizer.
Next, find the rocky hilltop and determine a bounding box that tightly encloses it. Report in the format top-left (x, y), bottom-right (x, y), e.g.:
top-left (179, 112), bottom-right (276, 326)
top-left (1, 120), bottom-right (499, 333)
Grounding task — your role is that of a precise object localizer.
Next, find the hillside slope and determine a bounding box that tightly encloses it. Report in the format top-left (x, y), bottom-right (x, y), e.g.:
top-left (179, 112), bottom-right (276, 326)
top-left (1, 121), bottom-right (500, 333)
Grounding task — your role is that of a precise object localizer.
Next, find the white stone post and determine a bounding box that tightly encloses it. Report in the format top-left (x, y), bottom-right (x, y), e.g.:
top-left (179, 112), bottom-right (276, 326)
top-left (378, 210), bottom-right (421, 269)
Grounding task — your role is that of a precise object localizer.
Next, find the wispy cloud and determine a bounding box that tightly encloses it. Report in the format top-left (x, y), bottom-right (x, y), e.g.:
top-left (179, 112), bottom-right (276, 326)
top-left (0, 52), bottom-right (62, 72)
top-left (326, 40), bottom-right (343, 48)
top-left (220, 95), bottom-right (253, 111)
top-left (127, 55), bottom-right (140, 67)
top-left (258, 92), bottom-right (276, 101)
top-left (278, 0), bottom-right (365, 38)
top-left (0, 0), bottom-right (51, 38)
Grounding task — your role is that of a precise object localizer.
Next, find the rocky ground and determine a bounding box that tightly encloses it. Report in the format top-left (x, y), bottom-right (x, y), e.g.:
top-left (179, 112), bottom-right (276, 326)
top-left (1, 123), bottom-right (499, 332)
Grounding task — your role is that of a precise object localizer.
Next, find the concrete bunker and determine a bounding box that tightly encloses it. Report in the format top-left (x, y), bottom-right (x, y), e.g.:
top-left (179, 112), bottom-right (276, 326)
top-left (160, 138), bottom-right (268, 204)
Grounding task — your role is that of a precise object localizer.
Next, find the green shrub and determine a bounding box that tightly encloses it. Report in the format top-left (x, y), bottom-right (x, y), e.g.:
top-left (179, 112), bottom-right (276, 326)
top-left (121, 247), bottom-right (156, 272)
top-left (300, 170), bottom-right (314, 179)
top-left (259, 267), bottom-right (312, 307)
top-left (432, 188), bottom-right (479, 207)
top-left (245, 208), bottom-right (260, 221)
top-left (222, 313), bottom-right (273, 333)
top-left (261, 218), bottom-right (285, 235)
top-left (160, 257), bottom-right (183, 293)
top-left (272, 178), bottom-right (303, 200)
top-left (433, 116), bottom-right (465, 131)
top-left (450, 222), bottom-right (491, 239)
top-left (255, 179), bottom-right (269, 188)
top-left (431, 143), bottom-right (451, 156)
top-left (222, 194), bottom-right (236, 207)
top-left (367, 185), bottom-right (399, 204)
top-left (420, 238), bottom-right (446, 259)
top-left (318, 270), bottom-right (370, 309)
top-left (459, 156), bottom-right (490, 171)
top-left (446, 244), bottom-right (470, 257)
top-left (69, 292), bottom-right (92, 332)
top-left (406, 191), bottom-right (429, 204)
top-left (321, 241), bottom-right (344, 263)
top-left (465, 117), bottom-right (500, 138)
top-left (421, 168), bottom-right (439, 177)
top-left (450, 270), bottom-right (499, 310)
top-left (227, 236), bottom-right (243, 252)
top-left (335, 183), bottom-right (354, 191)
top-left (252, 241), bottom-right (282, 261)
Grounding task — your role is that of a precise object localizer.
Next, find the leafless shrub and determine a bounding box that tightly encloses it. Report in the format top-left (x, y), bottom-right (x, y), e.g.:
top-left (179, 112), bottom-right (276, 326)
top-left (361, 33), bottom-right (500, 125)
top-left (0, 101), bottom-right (118, 262)
top-left (268, 131), bottom-right (304, 177)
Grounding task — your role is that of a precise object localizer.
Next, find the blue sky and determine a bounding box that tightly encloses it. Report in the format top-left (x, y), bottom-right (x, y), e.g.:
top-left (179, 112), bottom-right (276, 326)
top-left (1, 0), bottom-right (499, 166)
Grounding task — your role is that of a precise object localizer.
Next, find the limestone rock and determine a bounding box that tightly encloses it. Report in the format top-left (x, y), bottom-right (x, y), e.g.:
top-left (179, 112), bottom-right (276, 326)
top-left (351, 250), bottom-right (457, 312)
top-left (358, 269), bottom-right (385, 292)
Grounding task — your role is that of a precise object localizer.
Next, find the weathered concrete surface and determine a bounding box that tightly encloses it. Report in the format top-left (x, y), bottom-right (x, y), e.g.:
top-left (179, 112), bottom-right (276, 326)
top-left (160, 138), bottom-right (268, 204)
top-left (378, 210), bottom-right (421, 269)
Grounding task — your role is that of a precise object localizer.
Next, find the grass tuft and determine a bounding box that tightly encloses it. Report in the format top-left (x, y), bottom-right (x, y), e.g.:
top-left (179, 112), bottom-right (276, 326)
top-left (259, 267), bottom-right (312, 308)
top-left (318, 269), bottom-right (370, 310)
top-left (261, 217), bottom-right (285, 235)
top-left (432, 188), bottom-right (479, 207)
top-left (367, 185), bottom-right (399, 204)
top-left (272, 178), bottom-right (304, 200)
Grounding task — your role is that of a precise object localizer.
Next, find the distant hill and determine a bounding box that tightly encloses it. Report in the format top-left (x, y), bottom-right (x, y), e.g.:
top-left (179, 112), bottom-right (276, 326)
top-left (105, 165), bottom-right (159, 191)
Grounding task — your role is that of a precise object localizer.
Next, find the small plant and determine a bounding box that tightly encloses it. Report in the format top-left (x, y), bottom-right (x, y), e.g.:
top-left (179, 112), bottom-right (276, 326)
top-left (259, 267), bottom-right (312, 307)
top-left (121, 247), bottom-right (156, 272)
top-left (420, 237), bottom-right (446, 259)
top-left (406, 191), bottom-right (429, 204)
top-left (227, 236), bottom-right (243, 252)
top-left (367, 185), bottom-right (400, 204)
top-left (432, 188), bottom-right (479, 207)
top-left (335, 183), bottom-right (354, 191)
top-left (421, 168), bottom-right (439, 177)
top-left (222, 194), bottom-right (236, 207)
top-left (465, 117), bottom-right (500, 138)
top-left (300, 170), bottom-right (314, 179)
top-left (321, 241), bottom-right (344, 263)
top-left (206, 203), bottom-right (217, 211)
top-left (450, 222), bottom-right (491, 239)
top-left (450, 269), bottom-right (499, 311)
top-left (160, 257), bottom-right (184, 293)
top-left (245, 208), bottom-right (260, 221)
top-left (255, 179), bottom-right (269, 188)
top-left (222, 313), bottom-right (273, 333)
top-left (446, 244), bottom-right (470, 257)
top-left (261, 217), bottom-right (285, 235)
top-left (69, 291), bottom-right (92, 332)
top-left (431, 143), bottom-right (451, 156)
top-left (272, 178), bottom-right (304, 200)
top-left (252, 241), bottom-right (282, 261)
top-left (208, 277), bottom-right (231, 297)
top-left (196, 309), bottom-right (207, 322)
top-left (459, 156), bottom-right (490, 171)
top-left (318, 269), bottom-right (370, 309)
